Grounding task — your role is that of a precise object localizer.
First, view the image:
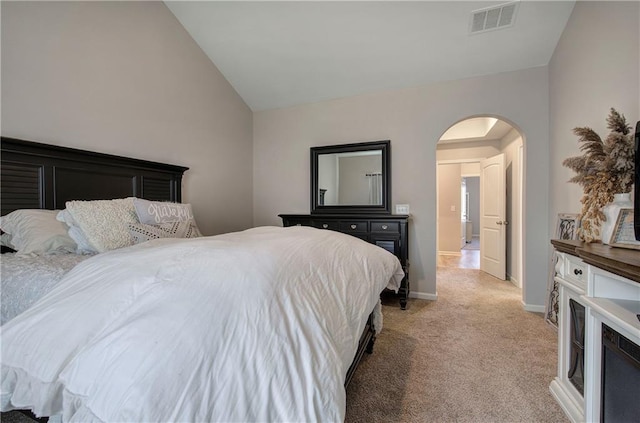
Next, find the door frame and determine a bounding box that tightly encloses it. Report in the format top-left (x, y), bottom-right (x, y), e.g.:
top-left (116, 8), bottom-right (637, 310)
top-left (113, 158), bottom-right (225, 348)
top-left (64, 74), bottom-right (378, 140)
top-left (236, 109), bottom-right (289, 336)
top-left (435, 118), bottom-right (526, 299)
top-left (436, 158), bottom-right (484, 258)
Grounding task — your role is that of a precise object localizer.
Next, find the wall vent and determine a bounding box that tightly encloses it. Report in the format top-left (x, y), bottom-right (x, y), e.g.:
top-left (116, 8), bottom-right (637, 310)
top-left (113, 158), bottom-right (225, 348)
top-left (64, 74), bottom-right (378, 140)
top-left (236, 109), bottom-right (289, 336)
top-left (470, 2), bottom-right (518, 34)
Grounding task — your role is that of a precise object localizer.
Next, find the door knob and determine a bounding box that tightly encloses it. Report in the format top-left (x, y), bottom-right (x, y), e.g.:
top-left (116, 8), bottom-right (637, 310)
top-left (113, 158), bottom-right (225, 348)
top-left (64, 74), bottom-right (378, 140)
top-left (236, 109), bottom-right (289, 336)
top-left (496, 221), bottom-right (503, 225)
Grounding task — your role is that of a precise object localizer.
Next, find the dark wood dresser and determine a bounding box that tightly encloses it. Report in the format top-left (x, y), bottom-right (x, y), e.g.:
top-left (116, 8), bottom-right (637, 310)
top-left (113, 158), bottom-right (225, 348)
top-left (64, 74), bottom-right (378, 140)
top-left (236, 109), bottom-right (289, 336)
top-left (279, 214), bottom-right (410, 309)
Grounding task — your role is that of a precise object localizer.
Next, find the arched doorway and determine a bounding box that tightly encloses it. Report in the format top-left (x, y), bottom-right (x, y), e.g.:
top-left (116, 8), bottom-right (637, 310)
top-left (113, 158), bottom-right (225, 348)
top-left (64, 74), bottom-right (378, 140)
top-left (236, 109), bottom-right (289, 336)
top-left (436, 116), bottom-right (525, 289)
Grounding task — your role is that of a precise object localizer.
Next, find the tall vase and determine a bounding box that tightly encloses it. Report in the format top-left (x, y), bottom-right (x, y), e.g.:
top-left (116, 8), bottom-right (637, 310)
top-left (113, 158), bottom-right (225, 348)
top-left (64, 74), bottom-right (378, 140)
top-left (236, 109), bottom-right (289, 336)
top-left (600, 192), bottom-right (633, 244)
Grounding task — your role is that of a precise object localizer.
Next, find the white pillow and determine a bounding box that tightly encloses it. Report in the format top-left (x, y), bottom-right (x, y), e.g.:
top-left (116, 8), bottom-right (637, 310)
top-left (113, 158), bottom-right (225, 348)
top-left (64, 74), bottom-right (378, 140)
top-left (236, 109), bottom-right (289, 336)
top-left (0, 209), bottom-right (77, 255)
top-left (132, 198), bottom-right (202, 238)
top-left (57, 210), bottom-right (99, 254)
top-left (133, 198), bottom-right (197, 225)
top-left (1, 232), bottom-right (15, 249)
top-left (128, 221), bottom-right (202, 244)
top-left (63, 198), bottom-right (138, 253)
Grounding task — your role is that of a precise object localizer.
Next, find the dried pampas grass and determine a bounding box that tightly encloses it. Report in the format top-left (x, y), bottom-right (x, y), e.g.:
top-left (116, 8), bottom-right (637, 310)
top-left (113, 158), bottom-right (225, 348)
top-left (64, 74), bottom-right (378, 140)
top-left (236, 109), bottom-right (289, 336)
top-left (562, 108), bottom-right (634, 242)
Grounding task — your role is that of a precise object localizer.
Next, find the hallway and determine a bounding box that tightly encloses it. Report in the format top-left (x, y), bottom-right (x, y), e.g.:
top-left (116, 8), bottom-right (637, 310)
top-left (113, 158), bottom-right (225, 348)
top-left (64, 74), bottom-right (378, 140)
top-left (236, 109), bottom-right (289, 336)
top-left (437, 248), bottom-right (480, 269)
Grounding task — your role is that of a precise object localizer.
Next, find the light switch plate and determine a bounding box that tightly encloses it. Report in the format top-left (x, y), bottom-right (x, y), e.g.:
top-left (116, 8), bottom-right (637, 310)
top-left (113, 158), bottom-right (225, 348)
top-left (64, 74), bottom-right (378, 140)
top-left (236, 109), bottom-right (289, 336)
top-left (395, 204), bottom-right (410, 215)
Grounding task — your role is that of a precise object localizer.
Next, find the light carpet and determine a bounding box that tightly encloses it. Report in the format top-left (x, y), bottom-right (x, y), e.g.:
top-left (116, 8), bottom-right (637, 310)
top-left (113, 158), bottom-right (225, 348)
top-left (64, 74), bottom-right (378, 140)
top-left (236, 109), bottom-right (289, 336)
top-left (345, 266), bottom-right (568, 423)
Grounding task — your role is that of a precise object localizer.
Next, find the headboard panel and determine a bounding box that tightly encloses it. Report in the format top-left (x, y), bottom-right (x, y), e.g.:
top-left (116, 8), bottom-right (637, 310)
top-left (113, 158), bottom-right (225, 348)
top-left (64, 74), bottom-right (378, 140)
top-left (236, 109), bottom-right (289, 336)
top-left (1, 137), bottom-right (189, 216)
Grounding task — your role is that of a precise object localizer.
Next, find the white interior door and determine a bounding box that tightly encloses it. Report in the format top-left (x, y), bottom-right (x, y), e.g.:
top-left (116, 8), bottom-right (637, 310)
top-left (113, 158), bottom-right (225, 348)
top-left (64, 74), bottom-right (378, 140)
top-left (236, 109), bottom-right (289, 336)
top-left (480, 153), bottom-right (506, 280)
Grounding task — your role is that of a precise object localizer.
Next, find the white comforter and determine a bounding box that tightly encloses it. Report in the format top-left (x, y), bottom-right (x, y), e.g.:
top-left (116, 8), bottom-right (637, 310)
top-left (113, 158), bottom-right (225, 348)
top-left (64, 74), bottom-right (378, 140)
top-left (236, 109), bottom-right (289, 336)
top-left (1, 226), bottom-right (403, 422)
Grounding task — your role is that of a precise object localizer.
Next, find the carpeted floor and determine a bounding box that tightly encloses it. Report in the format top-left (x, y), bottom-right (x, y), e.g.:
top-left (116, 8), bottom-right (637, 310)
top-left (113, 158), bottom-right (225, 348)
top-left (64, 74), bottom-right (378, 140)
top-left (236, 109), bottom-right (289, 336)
top-left (0, 411), bottom-right (38, 423)
top-left (345, 266), bottom-right (568, 423)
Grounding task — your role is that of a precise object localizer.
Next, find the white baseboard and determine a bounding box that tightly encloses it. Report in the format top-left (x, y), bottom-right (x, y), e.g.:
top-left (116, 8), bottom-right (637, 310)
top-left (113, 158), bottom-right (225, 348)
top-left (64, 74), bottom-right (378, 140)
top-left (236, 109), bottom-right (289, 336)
top-left (438, 251), bottom-right (461, 256)
top-left (409, 291), bottom-right (438, 301)
top-left (549, 378), bottom-right (584, 423)
top-left (522, 301), bottom-right (545, 313)
top-left (508, 275), bottom-right (521, 289)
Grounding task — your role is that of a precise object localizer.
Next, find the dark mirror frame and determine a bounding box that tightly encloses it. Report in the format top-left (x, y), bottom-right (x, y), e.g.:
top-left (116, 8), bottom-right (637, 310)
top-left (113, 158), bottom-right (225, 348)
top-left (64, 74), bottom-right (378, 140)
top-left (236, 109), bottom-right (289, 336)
top-left (311, 140), bottom-right (391, 214)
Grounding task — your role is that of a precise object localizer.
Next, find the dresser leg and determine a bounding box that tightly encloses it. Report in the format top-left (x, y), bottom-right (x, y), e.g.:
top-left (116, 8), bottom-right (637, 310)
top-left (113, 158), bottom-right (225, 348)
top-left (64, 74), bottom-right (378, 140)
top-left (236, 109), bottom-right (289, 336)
top-left (399, 276), bottom-right (408, 310)
top-left (398, 283), bottom-right (408, 309)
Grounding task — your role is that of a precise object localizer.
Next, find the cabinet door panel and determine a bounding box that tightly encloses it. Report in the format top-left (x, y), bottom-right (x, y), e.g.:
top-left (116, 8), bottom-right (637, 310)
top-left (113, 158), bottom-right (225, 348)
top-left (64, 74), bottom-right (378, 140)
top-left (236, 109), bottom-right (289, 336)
top-left (372, 236), bottom-right (401, 258)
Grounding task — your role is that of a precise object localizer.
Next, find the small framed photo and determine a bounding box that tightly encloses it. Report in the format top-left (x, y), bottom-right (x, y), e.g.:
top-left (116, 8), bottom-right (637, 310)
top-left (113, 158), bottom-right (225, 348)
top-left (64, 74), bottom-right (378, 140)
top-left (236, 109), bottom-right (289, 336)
top-left (556, 213), bottom-right (580, 240)
top-left (609, 208), bottom-right (640, 249)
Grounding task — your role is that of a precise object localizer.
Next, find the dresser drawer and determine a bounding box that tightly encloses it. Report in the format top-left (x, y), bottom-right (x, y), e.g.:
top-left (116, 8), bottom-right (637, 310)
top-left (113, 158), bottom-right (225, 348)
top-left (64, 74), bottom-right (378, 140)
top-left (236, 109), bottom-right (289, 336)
top-left (339, 221), bottom-right (368, 233)
top-left (564, 254), bottom-right (586, 289)
top-left (311, 220), bottom-right (339, 231)
top-left (371, 221), bottom-right (400, 234)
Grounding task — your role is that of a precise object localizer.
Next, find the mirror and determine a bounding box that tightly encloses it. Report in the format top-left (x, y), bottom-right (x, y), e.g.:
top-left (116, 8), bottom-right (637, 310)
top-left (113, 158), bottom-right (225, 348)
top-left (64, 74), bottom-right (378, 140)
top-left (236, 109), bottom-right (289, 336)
top-left (311, 140), bottom-right (391, 214)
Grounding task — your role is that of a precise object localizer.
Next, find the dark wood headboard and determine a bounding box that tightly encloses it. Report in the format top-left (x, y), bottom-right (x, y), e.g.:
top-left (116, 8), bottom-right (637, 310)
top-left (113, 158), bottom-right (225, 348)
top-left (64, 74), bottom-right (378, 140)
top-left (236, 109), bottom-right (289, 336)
top-left (1, 137), bottom-right (189, 216)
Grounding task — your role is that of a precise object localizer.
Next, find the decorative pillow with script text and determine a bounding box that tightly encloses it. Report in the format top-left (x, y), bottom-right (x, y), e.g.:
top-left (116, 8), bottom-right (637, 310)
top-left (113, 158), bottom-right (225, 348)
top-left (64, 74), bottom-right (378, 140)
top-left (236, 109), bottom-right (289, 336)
top-left (133, 198), bottom-right (196, 224)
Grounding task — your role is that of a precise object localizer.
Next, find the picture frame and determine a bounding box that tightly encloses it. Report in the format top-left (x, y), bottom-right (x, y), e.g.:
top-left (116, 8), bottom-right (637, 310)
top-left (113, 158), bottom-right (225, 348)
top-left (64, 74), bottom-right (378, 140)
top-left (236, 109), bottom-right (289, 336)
top-left (609, 208), bottom-right (640, 249)
top-left (544, 252), bottom-right (560, 328)
top-left (556, 213), bottom-right (580, 240)
top-left (545, 212), bottom-right (580, 329)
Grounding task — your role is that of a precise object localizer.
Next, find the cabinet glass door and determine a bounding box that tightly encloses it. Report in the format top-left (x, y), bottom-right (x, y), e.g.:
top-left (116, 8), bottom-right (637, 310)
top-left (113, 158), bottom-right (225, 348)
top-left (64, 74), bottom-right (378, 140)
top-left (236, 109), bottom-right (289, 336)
top-left (568, 298), bottom-right (585, 395)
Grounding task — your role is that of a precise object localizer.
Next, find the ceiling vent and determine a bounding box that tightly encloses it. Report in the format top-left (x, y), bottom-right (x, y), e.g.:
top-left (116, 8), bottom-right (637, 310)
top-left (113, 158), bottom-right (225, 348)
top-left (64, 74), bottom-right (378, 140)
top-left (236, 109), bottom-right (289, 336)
top-left (470, 2), bottom-right (518, 34)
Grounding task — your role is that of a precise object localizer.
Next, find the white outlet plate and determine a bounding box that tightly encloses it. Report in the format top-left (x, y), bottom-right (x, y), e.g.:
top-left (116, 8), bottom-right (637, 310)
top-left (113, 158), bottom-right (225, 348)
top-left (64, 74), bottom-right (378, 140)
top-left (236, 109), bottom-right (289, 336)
top-left (395, 204), bottom-right (410, 215)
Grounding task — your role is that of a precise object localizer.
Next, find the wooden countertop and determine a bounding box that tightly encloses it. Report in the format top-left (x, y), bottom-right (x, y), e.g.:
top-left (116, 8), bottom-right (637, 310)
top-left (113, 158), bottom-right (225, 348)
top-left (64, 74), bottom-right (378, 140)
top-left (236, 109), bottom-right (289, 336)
top-left (551, 239), bottom-right (640, 283)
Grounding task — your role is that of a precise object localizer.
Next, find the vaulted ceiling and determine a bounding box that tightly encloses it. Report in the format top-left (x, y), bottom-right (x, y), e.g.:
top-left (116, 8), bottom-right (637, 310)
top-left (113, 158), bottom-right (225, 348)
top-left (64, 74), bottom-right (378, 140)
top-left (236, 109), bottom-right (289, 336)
top-left (166, 1), bottom-right (575, 112)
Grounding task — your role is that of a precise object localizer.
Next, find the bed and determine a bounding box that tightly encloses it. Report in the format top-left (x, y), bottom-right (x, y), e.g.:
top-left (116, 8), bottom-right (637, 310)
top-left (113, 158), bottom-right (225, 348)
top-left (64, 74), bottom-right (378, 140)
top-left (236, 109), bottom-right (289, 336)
top-left (0, 137), bottom-right (404, 422)
top-left (0, 136), bottom-right (188, 324)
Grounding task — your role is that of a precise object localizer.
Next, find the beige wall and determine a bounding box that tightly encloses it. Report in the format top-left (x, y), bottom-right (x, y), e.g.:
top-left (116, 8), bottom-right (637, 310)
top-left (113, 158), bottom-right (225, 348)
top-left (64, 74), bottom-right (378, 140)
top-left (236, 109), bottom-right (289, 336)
top-left (317, 155), bottom-right (338, 205)
top-left (338, 155), bottom-right (381, 204)
top-left (1, 1), bottom-right (254, 236)
top-left (254, 66), bottom-right (550, 307)
top-left (437, 163), bottom-right (462, 254)
top-left (436, 140), bottom-right (501, 162)
top-left (549, 1), bottom-right (639, 231)
top-left (461, 162), bottom-right (480, 176)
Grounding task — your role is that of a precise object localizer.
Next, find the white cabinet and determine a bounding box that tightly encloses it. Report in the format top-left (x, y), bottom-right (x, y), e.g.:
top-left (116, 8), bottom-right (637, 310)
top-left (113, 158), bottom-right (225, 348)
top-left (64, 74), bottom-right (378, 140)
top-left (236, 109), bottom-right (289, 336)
top-left (550, 241), bottom-right (640, 423)
top-left (550, 251), bottom-right (587, 423)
